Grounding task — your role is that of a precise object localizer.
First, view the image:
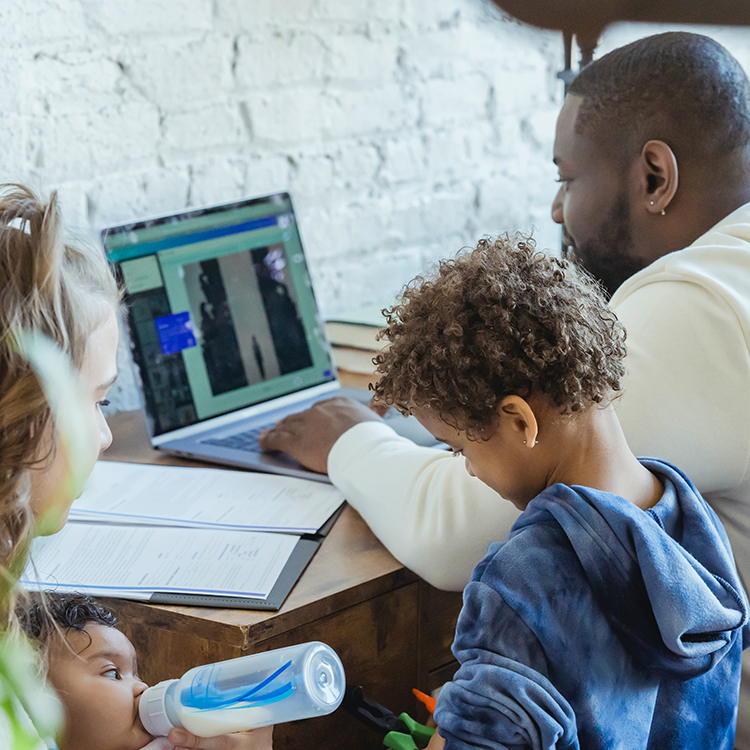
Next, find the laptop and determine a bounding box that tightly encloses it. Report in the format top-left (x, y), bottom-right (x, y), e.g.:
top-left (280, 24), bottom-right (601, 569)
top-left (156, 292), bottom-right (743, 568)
top-left (101, 192), bottom-right (440, 483)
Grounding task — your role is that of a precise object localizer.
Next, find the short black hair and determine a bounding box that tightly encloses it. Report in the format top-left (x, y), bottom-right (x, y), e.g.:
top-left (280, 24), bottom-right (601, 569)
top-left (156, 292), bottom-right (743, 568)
top-left (569, 32), bottom-right (750, 163)
top-left (18, 592), bottom-right (117, 645)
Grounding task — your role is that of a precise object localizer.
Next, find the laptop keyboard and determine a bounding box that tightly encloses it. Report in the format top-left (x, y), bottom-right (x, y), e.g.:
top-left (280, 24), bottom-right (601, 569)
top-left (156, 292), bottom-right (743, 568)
top-left (202, 426), bottom-right (272, 454)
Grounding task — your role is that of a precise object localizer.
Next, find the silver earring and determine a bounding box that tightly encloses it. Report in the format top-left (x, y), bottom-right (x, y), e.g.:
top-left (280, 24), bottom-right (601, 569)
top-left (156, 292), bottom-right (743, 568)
top-left (523, 439), bottom-right (538, 446)
top-left (650, 201), bottom-right (655, 206)
top-left (660, 208), bottom-right (666, 216)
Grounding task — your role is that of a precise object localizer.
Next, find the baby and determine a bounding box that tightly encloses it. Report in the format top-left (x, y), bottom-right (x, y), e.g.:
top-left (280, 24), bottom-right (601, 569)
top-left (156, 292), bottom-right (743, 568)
top-left (18, 593), bottom-right (273, 750)
top-left (372, 234), bottom-right (749, 749)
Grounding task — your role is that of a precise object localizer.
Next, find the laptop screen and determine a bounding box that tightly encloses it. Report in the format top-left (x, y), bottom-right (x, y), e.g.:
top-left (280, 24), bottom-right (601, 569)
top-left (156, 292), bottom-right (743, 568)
top-left (102, 193), bottom-right (335, 437)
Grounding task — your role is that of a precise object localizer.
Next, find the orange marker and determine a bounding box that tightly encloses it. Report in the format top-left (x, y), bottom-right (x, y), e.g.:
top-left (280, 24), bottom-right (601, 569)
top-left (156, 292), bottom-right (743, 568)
top-left (413, 688), bottom-right (437, 714)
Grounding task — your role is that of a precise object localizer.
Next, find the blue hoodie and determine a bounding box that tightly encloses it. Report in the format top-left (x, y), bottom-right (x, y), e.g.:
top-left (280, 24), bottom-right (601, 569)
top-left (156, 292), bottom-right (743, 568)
top-left (434, 459), bottom-right (749, 750)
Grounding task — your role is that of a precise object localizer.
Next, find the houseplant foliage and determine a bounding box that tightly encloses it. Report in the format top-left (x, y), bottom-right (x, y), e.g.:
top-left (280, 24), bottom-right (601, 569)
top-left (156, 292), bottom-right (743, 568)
top-left (0, 331), bottom-right (91, 747)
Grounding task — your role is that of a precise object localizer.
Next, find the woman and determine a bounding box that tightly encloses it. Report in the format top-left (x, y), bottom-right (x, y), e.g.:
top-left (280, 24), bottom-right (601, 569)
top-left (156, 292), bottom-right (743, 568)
top-left (0, 184), bottom-right (272, 750)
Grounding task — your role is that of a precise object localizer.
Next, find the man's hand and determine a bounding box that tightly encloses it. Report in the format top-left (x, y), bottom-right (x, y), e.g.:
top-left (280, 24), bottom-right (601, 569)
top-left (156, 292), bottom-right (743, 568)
top-left (258, 396), bottom-right (384, 473)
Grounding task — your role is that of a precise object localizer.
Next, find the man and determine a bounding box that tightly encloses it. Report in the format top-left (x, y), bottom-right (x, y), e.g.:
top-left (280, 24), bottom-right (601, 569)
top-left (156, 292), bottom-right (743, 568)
top-left (260, 32), bottom-right (750, 745)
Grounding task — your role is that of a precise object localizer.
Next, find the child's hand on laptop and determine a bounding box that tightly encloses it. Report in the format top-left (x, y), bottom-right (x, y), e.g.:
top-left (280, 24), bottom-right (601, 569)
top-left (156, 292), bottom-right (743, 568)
top-left (259, 396), bottom-right (383, 473)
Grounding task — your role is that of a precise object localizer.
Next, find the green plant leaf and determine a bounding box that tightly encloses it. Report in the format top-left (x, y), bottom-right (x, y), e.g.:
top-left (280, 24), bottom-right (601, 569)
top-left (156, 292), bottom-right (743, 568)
top-left (0, 631), bottom-right (62, 748)
top-left (13, 331), bottom-right (92, 535)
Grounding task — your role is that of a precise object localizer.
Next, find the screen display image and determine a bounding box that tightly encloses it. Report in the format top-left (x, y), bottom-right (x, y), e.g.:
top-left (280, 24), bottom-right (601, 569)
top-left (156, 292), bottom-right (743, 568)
top-left (103, 194), bottom-right (334, 437)
top-left (182, 243), bottom-right (313, 397)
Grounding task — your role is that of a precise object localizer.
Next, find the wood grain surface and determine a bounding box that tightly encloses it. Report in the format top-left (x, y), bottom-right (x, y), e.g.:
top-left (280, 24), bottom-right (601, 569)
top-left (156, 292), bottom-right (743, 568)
top-left (98, 407), bottom-right (462, 749)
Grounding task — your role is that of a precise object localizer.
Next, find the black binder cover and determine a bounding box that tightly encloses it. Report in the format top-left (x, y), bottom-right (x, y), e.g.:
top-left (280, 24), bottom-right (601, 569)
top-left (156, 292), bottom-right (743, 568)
top-left (147, 537), bottom-right (320, 611)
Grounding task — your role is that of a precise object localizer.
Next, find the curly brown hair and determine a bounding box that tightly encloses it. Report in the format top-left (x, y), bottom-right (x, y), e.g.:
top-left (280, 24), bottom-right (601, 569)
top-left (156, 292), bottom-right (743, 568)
top-left (372, 234), bottom-right (627, 438)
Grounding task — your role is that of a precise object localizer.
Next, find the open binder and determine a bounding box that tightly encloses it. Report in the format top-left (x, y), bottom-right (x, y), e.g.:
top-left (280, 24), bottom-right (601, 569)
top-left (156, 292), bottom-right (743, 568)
top-left (21, 461), bottom-right (345, 611)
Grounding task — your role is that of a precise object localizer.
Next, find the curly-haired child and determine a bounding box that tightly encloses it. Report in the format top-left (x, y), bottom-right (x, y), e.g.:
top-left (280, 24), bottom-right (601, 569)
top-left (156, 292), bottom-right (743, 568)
top-left (373, 234), bottom-right (749, 750)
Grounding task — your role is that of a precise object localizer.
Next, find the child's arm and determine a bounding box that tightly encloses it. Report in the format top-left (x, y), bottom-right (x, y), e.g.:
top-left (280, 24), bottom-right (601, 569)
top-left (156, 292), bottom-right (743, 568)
top-left (434, 580), bottom-right (577, 749)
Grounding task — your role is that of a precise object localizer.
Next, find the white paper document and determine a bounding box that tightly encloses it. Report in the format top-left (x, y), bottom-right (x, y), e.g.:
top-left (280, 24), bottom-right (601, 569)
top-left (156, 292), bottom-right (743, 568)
top-left (21, 523), bottom-right (300, 601)
top-left (68, 461), bottom-right (344, 534)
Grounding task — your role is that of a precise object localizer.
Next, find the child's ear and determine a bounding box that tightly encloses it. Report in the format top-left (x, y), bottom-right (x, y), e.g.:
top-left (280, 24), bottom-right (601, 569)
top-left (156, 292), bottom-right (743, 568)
top-left (498, 396), bottom-right (538, 448)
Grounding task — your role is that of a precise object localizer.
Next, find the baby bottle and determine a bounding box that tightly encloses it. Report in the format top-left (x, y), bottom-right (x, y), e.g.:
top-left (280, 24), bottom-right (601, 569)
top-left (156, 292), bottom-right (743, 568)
top-left (139, 641), bottom-right (345, 738)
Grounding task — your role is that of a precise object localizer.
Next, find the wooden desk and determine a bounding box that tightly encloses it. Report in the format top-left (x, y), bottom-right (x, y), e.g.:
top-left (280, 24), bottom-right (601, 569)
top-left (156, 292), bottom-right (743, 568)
top-left (101, 410), bottom-right (462, 750)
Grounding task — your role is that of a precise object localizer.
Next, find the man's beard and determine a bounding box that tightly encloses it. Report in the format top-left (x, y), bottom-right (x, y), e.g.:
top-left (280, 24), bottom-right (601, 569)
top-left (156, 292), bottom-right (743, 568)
top-left (562, 194), bottom-right (648, 299)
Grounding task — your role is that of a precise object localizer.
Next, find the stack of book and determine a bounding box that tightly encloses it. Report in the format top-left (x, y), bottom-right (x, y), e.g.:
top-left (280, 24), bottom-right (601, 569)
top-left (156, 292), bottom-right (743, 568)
top-left (324, 304), bottom-right (390, 376)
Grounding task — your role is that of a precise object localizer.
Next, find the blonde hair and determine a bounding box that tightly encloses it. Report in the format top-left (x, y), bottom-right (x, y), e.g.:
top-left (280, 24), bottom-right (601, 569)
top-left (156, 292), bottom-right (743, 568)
top-left (0, 184), bottom-right (119, 625)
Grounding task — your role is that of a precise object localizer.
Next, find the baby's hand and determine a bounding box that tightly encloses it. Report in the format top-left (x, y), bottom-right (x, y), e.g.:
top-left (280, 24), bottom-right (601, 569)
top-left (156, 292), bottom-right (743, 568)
top-left (139, 738), bottom-right (175, 750)
top-left (167, 726), bottom-right (274, 750)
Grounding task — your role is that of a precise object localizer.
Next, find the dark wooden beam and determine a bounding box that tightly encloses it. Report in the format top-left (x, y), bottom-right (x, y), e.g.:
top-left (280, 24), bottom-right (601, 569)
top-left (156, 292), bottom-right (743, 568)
top-left (490, 0), bottom-right (750, 40)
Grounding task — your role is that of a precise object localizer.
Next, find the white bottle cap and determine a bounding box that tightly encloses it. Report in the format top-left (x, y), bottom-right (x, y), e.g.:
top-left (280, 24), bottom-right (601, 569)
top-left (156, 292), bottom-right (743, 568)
top-left (139, 679), bottom-right (179, 737)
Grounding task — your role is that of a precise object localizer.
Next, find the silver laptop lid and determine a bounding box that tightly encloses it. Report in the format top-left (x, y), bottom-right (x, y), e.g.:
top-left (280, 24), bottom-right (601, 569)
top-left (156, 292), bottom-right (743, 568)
top-left (101, 193), bottom-right (336, 439)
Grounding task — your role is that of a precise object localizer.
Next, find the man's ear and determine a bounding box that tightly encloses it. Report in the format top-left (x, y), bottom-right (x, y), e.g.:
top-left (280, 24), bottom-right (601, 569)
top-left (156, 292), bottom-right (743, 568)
top-left (498, 395), bottom-right (538, 448)
top-left (638, 139), bottom-right (679, 216)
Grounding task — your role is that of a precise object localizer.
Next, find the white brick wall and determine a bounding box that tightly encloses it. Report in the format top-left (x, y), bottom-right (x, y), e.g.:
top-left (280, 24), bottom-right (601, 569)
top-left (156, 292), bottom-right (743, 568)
top-left (4, 2), bottom-right (750, 410)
